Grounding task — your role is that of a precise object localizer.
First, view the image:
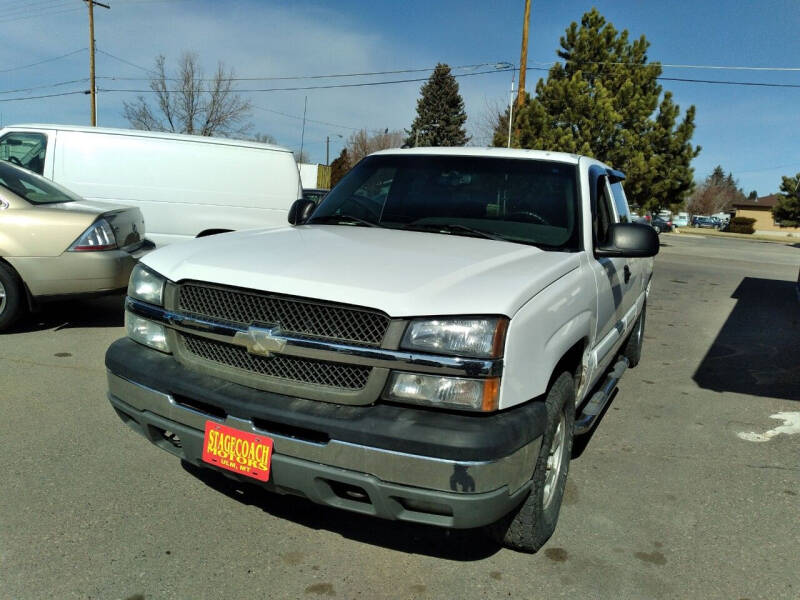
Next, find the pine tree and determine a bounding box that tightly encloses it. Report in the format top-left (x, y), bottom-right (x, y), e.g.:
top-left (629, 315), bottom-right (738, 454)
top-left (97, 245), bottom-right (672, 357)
top-left (773, 173), bottom-right (800, 227)
top-left (493, 8), bottom-right (700, 212)
top-left (406, 64), bottom-right (469, 147)
top-left (329, 148), bottom-right (351, 188)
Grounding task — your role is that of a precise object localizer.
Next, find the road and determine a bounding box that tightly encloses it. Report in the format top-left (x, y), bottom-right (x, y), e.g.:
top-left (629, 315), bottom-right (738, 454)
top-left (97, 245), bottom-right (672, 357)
top-left (1, 234), bottom-right (798, 600)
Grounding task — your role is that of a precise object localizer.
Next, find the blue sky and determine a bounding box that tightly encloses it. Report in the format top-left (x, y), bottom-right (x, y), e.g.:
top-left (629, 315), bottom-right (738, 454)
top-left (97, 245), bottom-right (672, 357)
top-left (1, 0), bottom-right (798, 194)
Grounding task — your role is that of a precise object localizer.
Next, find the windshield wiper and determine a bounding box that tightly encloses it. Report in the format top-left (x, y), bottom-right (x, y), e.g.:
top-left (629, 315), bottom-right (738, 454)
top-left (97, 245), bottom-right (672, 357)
top-left (402, 222), bottom-right (509, 242)
top-left (309, 214), bottom-right (381, 228)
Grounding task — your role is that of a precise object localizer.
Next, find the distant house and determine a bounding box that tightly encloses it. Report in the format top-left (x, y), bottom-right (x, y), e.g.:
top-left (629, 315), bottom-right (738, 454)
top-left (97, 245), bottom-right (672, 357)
top-left (732, 194), bottom-right (800, 235)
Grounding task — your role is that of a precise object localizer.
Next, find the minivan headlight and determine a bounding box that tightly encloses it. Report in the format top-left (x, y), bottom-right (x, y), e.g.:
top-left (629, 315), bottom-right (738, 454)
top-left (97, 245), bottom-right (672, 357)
top-left (401, 317), bottom-right (508, 358)
top-left (128, 264), bottom-right (165, 306)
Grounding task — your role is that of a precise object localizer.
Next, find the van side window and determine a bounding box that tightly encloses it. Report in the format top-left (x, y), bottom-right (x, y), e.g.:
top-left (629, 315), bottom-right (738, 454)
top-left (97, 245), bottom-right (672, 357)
top-left (0, 132), bottom-right (47, 175)
top-left (610, 181), bottom-right (631, 223)
top-left (595, 177), bottom-right (616, 246)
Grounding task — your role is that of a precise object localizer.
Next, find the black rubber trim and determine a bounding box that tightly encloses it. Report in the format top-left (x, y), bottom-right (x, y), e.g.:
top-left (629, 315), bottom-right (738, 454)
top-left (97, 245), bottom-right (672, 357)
top-left (105, 338), bottom-right (546, 462)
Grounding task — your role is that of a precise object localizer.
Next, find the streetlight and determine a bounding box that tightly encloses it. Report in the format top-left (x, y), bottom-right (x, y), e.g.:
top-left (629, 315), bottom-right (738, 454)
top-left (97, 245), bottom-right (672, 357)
top-left (326, 134), bottom-right (343, 166)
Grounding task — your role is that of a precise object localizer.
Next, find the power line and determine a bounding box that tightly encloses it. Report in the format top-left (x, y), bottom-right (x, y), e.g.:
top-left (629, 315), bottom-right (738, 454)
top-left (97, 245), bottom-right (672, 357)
top-left (95, 48), bottom-right (153, 73)
top-left (0, 90), bottom-right (89, 103)
top-left (98, 67), bottom-right (515, 94)
top-left (0, 48), bottom-right (86, 73)
top-left (0, 78), bottom-right (89, 95)
top-left (658, 76), bottom-right (800, 89)
top-left (0, 5), bottom-right (85, 24)
top-left (95, 61), bottom-right (514, 82)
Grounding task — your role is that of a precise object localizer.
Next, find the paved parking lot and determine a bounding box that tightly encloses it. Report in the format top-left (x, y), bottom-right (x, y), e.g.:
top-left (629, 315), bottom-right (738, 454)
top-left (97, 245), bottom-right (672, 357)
top-left (1, 234), bottom-right (798, 599)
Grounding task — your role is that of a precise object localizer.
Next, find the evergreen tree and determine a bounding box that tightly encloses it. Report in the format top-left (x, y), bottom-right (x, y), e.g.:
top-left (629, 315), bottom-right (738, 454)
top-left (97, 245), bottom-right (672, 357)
top-left (406, 63), bottom-right (469, 147)
top-left (747, 190), bottom-right (758, 200)
top-left (329, 148), bottom-right (351, 188)
top-left (493, 8), bottom-right (700, 212)
top-left (773, 173), bottom-right (800, 227)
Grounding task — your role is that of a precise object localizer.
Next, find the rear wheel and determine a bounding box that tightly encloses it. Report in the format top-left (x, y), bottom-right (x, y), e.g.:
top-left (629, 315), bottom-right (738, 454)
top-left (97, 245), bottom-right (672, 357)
top-left (486, 372), bottom-right (575, 553)
top-left (0, 263), bottom-right (24, 332)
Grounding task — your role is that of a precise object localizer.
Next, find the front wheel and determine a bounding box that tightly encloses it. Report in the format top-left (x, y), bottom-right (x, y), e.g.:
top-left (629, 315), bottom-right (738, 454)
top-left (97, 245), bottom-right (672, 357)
top-left (622, 303), bottom-right (646, 367)
top-left (485, 372), bottom-right (575, 553)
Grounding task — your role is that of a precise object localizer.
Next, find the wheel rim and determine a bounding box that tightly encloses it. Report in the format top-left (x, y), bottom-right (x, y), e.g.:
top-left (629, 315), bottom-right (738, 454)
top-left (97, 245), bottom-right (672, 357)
top-left (543, 412), bottom-right (567, 510)
top-left (0, 280), bottom-right (6, 315)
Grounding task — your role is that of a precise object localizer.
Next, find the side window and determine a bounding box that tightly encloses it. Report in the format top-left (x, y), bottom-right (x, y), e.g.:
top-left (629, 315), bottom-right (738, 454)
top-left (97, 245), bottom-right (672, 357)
top-left (610, 181), bottom-right (631, 223)
top-left (0, 132), bottom-right (47, 175)
top-left (595, 177), bottom-right (616, 246)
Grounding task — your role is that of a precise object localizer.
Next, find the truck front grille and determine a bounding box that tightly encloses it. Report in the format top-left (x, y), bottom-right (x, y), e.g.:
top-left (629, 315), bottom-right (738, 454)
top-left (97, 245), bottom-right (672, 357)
top-left (180, 333), bottom-right (371, 390)
top-left (178, 283), bottom-right (390, 347)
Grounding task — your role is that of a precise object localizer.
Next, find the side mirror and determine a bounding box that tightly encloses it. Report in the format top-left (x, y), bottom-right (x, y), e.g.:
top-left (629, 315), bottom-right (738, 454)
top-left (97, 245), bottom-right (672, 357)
top-left (596, 222), bottom-right (659, 258)
top-left (288, 198), bottom-right (316, 225)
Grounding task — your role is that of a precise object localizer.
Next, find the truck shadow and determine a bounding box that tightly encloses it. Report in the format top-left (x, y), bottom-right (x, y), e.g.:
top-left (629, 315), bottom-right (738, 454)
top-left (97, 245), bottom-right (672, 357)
top-left (180, 460), bottom-right (503, 560)
top-left (9, 294), bottom-right (124, 333)
top-left (692, 277), bottom-right (799, 401)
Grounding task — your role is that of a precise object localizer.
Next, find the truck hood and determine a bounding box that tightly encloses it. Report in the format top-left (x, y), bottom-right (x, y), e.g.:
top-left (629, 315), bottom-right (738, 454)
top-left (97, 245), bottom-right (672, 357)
top-left (143, 225), bottom-right (581, 317)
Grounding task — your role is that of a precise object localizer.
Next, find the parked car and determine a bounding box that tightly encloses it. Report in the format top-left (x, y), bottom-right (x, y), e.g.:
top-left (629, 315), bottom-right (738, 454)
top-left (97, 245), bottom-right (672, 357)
top-left (105, 147), bottom-right (658, 553)
top-left (0, 160), bottom-right (150, 331)
top-left (672, 213), bottom-right (689, 227)
top-left (650, 215), bottom-right (673, 233)
top-left (692, 216), bottom-right (719, 229)
top-left (0, 124), bottom-right (303, 246)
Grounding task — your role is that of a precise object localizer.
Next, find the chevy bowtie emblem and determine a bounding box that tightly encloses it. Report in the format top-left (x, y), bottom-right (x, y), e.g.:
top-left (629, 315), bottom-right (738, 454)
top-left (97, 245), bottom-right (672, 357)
top-left (234, 326), bottom-right (286, 357)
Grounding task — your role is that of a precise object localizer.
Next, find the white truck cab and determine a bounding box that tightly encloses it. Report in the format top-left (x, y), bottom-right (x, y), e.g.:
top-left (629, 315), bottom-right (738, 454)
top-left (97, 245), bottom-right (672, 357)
top-left (105, 147), bottom-right (658, 553)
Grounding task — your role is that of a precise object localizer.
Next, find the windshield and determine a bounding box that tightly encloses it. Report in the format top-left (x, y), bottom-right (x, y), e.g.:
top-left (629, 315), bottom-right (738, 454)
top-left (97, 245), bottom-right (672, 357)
top-left (0, 161), bottom-right (79, 205)
top-left (310, 154), bottom-right (581, 249)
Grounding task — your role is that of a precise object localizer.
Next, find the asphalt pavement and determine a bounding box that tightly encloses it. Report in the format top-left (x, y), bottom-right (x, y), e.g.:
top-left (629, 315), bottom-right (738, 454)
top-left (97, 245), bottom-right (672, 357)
top-left (1, 233), bottom-right (798, 599)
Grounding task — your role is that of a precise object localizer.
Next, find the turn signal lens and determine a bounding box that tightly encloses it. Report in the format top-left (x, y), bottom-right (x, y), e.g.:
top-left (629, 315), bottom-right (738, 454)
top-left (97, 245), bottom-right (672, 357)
top-left (386, 372), bottom-right (500, 412)
top-left (125, 311), bottom-right (169, 353)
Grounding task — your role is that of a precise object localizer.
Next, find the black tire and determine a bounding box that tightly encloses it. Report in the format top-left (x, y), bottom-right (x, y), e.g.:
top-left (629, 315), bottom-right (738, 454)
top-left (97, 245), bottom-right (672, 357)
top-left (486, 372), bottom-right (575, 553)
top-left (621, 303), bottom-right (646, 368)
top-left (0, 262), bottom-right (25, 332)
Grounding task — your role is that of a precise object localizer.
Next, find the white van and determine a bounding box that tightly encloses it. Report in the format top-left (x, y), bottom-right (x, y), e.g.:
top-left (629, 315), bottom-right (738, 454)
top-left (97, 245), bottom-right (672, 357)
top-left (0, 124), bottom-right (302, 246)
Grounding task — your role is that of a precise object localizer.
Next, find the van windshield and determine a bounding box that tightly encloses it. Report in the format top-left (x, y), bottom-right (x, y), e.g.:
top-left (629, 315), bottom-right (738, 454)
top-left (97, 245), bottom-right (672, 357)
top-left (309, 154), bottom-right (581, 250)
top-left (0, 161), bottom-right (79, 205)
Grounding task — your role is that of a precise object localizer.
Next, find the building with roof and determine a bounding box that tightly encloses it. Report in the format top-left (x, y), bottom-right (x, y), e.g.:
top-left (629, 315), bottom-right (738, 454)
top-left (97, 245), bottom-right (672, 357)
top-left (732, 194), bottom-right (800, 236)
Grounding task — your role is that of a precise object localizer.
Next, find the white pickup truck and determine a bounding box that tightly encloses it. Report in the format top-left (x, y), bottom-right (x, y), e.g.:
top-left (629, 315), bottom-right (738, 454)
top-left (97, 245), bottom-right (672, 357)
top-left (105, 147), bottom-right (658, 552)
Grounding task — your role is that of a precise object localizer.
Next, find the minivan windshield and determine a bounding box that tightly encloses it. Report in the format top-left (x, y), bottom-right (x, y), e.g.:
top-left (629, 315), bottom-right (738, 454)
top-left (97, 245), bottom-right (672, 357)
top-left (310, 154), bottom-right (581, 250)
top-left (0, 161), bottom-right (79, 205)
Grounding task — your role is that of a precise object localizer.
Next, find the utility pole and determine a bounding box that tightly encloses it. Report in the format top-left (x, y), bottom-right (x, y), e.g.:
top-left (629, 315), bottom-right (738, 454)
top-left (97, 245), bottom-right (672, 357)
top-left (507, 75), bottom-right (515, 148)
top-left (299, 96), bottom-right (307, 161)
top-left (85, 0), bottom-right (110, 127)
top-left (516, 0), bottom-right (531, 109)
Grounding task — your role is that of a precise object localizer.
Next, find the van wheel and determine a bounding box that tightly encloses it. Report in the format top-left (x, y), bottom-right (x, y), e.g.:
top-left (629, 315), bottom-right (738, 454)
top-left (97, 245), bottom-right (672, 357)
top-left (0, 263), bottom-right (25, 332)
top-left (621, 303), bottom-right (646, 368)
top-left (485, 372), bottom-right (575, 553)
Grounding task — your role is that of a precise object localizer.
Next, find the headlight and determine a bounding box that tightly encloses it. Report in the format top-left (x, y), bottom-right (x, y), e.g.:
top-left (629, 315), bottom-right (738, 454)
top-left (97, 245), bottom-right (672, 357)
top-left (128, 264), bottom-right (165, 306)
top-left (125, 311), bottom-right (170, 353)
top-left (401, 317), bottom-right (508, 358)
top-left (386, 372), bottom-right (500, 412)
top-left (68, 218), bottom-right (117, 251)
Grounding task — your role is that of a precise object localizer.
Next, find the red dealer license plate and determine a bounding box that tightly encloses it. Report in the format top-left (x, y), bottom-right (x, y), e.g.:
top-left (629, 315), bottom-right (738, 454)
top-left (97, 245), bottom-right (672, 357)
top-left (202, 421), bottom-right (273, 482)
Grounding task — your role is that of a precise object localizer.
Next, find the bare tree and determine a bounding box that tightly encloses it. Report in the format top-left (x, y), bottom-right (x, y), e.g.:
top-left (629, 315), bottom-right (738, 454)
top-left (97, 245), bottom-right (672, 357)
top-left (293, 150), bottom-right (310, 164)
top-left (123, 52), bottom-right (252, 138)
top-left (346, 129), bottom-right (404, 164)
top-left (251, 132), bottom-right (277, 144)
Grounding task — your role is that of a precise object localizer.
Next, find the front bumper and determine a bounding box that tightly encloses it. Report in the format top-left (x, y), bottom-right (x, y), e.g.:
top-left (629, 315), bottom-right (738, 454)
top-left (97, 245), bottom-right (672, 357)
top-left (105, 338), bottom-right (546, 529)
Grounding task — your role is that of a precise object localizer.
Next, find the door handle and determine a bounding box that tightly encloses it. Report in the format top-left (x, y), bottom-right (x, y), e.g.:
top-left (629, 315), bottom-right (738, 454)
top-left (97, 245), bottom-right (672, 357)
top-left (624, 265), bottom-right (631, 284)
